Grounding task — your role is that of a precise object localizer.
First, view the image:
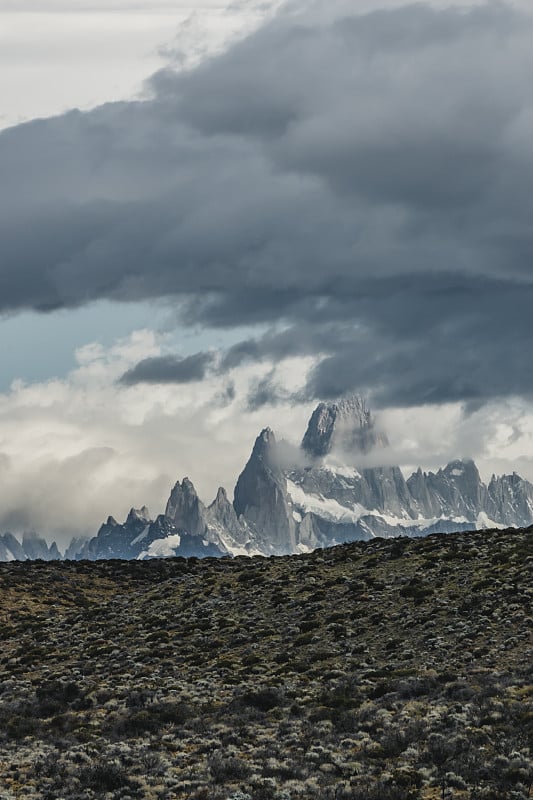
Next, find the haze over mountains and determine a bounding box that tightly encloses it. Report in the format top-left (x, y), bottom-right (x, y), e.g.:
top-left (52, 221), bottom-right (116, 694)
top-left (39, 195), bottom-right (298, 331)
top-left (2, 397), bottom-right (533, 562)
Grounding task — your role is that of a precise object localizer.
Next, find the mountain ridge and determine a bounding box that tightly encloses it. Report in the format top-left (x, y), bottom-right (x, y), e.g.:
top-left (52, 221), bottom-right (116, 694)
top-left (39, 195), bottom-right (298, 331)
top-left (3, 397), bottom-right (533, 561)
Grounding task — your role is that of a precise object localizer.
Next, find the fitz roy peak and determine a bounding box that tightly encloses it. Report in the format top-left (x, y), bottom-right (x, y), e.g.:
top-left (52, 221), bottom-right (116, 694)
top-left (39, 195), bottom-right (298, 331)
top-left (4, 397), bottom-right (533, 561)
top-left (302, 397), bottom-right (388, 458)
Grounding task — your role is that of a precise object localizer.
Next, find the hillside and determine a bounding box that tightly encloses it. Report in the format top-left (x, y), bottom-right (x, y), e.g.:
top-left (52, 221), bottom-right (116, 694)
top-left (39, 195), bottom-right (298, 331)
top-left (0, 528), bottom-right (531, 799)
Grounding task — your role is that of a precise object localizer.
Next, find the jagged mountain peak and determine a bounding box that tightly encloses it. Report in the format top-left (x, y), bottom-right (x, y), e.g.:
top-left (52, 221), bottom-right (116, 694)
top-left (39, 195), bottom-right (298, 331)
top-left (6, 403), bottom-right (533, 563)
top-left (22, 531), bottom-right (40, 542)
top-left (233, 428), bottom-right (296, 554)
top-left (210, 486), bottom-right (229, 507)
top-left (301, 396), bottom-right (388, 459)
top-left (126, 506), bottom-right (151, 525)
top-left (443, 457), bottom-right (475, 469)
top-left (160, 478), bottom-right (251, 555)
top-left (336, 395), bottom-right (372, 422)
top-left (208, 485), bottom-right (238, 521)
top-left (0, 532), bottom-right (26, 562)
top-left (170, 476), bottom-right (198, 495)
top-left (16, 531), bottom-right (61, 561)
top-left (165, 477), bottom-right (206, 537)
top-left (440, 459), bottom-right (480, 479)
top-left (252, 427), bottom-right (277, 458)
top-left (301, 403), bottom-right (336, 458)
top-left (165, 477), bottom-right (203, 512)
top-left (490, 470), bottom-right (521, 485)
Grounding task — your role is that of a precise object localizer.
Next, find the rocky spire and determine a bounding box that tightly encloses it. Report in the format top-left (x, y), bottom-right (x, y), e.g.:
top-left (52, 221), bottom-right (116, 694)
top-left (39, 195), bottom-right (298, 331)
top-left (165, 477), bottom-right (208, 538)
top-left (233, 428), bottom-right (297, 554)
top-left (301, 396), bottom-right (388, 459)
top-left (206, 487), bottom-right (250, 547)
top-left (0, 532), bottom-right (26, 561)
top-left (21, 531), bottom-right (61, 561)
top-left (126, 506), bottom-right (151, 526)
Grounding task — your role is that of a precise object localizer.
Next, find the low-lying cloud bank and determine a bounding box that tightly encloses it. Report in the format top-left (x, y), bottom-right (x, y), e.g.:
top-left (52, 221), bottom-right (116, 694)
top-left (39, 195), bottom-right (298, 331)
top-left (0, 332), bottom-right (315, 547)
top-left (1, 0), bottom-right (533, 409)
top-left (1, 330), bottom-right (533, 548)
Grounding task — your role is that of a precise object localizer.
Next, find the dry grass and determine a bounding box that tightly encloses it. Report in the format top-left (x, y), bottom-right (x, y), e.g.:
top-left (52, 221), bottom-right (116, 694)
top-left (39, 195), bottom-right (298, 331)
top-left (0, 527), bottom-right (531, 799)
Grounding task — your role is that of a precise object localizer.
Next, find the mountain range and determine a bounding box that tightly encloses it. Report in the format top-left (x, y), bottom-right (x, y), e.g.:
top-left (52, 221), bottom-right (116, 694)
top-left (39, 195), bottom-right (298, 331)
top-left (0, 531), bottom-right (61, 563)
top-left (2, 397), bottom-right (533, 561)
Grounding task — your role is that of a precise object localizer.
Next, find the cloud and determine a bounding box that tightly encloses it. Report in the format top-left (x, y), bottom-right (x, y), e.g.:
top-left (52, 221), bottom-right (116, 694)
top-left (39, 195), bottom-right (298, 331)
top-left (1, 0), bottom-right (533, 407)
top-left (2, 329), bottom-right (533, 548)
top-left (0, 331), bottom-right (318, 546)
top-left (120, 351), bottom-right (214, 385)
top-left (246, 370), bottom-right (289, 410)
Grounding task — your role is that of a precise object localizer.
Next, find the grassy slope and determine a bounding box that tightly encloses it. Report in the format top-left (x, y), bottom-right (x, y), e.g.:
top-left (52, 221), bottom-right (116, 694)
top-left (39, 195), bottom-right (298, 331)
top-left (0, 528), bottom-right (531, 799)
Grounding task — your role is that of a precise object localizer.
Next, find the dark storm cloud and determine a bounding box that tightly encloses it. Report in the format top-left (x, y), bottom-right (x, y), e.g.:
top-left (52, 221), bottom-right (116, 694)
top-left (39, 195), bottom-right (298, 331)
top-left (246, 371), bottom-right (289, 411)
top-left (119, 352), bottom-right (214, 385)
top-left (1, 1), bottom-right (533, 406)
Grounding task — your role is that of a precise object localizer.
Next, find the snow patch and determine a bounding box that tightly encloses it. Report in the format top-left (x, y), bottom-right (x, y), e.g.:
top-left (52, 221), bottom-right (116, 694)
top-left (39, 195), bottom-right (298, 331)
top-left (476, 512), bottom-right (506, 530)
top-left (371, 512), bottom-right (474, 531)
top-left (287, 475), bottom-right (492, 538)
top-left (287, 480), bottom-right (366, 524)
top-left (231, 545), bottom-right (261, 557)
top-left (138, 534), bottom-right (181, 560)
top-left (323, 464), bottom-right (361, 480)
top-left (369, 510), bottom-right (417, 527)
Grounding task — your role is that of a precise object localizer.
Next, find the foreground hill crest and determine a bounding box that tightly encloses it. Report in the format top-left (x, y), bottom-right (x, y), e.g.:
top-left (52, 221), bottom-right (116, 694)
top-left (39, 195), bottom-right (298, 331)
top-left (0, 528), bottom-right (531, 798)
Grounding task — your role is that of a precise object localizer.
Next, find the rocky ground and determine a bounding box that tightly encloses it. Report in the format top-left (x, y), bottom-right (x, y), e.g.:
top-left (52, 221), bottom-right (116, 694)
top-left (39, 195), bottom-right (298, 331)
top-left (0, 528), bottom-right (531, 800)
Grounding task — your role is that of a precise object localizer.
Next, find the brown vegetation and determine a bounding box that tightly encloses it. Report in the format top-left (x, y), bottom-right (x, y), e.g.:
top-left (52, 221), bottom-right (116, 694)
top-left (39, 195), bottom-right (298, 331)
top-left (0, 528), bottom-right (531, 799)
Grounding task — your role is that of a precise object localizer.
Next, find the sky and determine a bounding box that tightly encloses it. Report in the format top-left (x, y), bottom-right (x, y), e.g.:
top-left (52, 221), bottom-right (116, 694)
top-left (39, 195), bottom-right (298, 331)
top-left (1, 0), bottom-right (533, 547)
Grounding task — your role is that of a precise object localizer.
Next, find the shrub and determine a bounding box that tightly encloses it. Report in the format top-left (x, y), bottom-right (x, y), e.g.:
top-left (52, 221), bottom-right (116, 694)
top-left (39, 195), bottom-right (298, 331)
top-left (208, 755), bottom-right (252, 782)
top-left (112, 701), bottom-right (190, 737)
top-left (78, 761), bottom-right (132, 792)
top-left (5, 713), bottom-right (40, 740)
top-left (399, 580), bottom-right (434, 604)
top-left (240, 688), bottom-right (284, 712)
top-left (35, 680), bottom-right (87, 717)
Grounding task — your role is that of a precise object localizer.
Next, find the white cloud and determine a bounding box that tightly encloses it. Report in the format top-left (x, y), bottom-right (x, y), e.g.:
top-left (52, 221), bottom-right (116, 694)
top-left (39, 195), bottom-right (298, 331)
top-left (2, 0), bottom-right (533, 549)
top-left (379, 399), bottom-right (533, 484)
top-left (0, 0), bottom-right (284, 129)
top-left (2, 327), bottom-right (533, 551)
top-left (0, 329), bottom-right (315, 548)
